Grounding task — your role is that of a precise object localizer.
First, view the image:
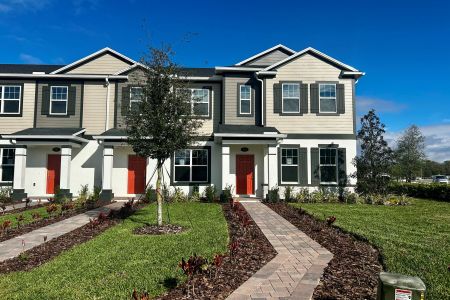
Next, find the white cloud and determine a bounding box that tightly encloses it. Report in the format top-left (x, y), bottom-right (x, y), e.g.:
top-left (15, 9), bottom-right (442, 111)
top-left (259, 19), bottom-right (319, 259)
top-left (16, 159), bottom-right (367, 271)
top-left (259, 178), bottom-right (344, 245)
top-left (357, 96), bottom-right (407, 114)
top-left (385, 124), bottom-right (450, 162)
top-left (19, 53), bottom-right (43, 64)
top-left (0, 0), bottom-right (51, 13)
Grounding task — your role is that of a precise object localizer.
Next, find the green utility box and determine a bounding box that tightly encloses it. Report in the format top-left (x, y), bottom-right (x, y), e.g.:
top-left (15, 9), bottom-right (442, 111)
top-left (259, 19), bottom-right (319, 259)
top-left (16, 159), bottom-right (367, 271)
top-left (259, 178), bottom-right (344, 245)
top-left (377, 272), bottom-right (426, 300)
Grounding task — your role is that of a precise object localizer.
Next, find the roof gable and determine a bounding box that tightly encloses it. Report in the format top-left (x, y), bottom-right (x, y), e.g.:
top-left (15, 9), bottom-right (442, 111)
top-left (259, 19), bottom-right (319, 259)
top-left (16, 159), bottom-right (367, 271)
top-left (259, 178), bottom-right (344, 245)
top-left (51, 47), bottom-right (136, 75)
top-left (235, 44), bottom-right (296, 66)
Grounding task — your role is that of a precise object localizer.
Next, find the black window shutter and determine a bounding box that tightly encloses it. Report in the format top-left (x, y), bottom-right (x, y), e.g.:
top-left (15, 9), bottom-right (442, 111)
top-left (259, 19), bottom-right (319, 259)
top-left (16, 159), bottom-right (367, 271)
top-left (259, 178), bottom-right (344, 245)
top-left (300, 84), bottom-right (308, 114)
top-left (310, 83), bottom-right (319, 113)
top-left (338, 148), bottom-right (347, 186)
top-left (299, 147), bottom-right (308, 185)
top-left (121, 86), bottom-right (130, 116)
top-left (311, 147), bottom-right (320, 185)
top-left (41, 85), bottom-right (50, 115)
top-left (337, 83), bottom-right (345, 114)
top-left (67, 86), bottom-right (77, 115)
top-left (273, 83), bottom-right (281, 113)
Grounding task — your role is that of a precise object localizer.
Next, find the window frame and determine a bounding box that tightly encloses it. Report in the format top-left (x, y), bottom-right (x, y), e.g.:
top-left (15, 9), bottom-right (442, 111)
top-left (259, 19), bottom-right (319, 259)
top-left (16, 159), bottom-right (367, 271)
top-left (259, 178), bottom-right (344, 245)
top-left (281, 83), bottom-right (300, 113)
top-left (0, 148), bottom-right (15, 183)
top-left (280, 147), bottom-right (299, 184)
top-left (239, 84), bottom-right (252, 115)
top-left (49, 86), bottom-right (68, 115)
top-left (190, 88), bottom-right (210, 117)
top-left (319, 83), bottom-right (337, 113)
top-left (173, 148), bottom-right (209, 183)
top-left (0, 85), bottom-right (22, 115)
top-left (319, 148), bottom-right (338, 184)
top-left (129, 86), bottom-right (144, 111)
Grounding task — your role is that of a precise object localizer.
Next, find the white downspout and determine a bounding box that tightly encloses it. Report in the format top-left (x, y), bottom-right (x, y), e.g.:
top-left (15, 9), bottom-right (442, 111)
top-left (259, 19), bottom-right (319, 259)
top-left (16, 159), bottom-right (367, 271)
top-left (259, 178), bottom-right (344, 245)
top-left (255, 73), bottom-right (264, 126)
top-left (105, 76), bottom-right (110, 131)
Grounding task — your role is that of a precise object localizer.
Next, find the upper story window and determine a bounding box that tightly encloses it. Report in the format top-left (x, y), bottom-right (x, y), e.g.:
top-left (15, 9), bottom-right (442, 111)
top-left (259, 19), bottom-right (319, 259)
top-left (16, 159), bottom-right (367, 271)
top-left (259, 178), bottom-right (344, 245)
top-left (239, 85), bottom-right (251, 115)
top-left (190, 88), bottom-right (209, 117)
top-left (50, 86), bottom-right (68, 115)
top-left (174, 148), bottom-right (208, 183)
top-left (319, 148), bottom-right (337, 184)
top-left (319, 84), bottom-right (337, 113)
top-left (130, 87), bottom-right (143, 111)
top-left (281, 148), bottom-right (298, 183)
top-left (282, 83), bottom-right (300, 113)
top-left (0, 85), bottom-right (21, 114)
top-left (0, 148), bottom-right (15, 182)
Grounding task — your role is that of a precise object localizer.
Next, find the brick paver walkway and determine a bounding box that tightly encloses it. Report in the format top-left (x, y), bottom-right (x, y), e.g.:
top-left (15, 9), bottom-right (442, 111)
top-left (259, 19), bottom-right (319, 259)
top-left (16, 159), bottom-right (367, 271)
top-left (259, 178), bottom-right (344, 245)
top-left (227, 200), bottom-right (333, 300)
top-left (0, 202), bottom-right (122, 262)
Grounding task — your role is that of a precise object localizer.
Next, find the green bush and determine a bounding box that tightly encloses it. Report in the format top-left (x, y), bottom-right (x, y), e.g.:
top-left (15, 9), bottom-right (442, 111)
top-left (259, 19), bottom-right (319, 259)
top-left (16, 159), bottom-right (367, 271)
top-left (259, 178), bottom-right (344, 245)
top-left (171, 188), bottom-right (188, 203)
top-left (220, 184), bottom-right (233, 203)
top-left (203, 185), bottom-right (217, 202)
top-left (266, 186), bottom-right (280, 202)
top-left (144, 186), bottom-right (157, 203)
top-left (295, 188), bottom-right (311, 203)
top-left (283, 186), bottom-right (294, 202)
top-left (389, 182), bottom-right (450, 202)
top-left (0, 187), bottom-right (12, 204)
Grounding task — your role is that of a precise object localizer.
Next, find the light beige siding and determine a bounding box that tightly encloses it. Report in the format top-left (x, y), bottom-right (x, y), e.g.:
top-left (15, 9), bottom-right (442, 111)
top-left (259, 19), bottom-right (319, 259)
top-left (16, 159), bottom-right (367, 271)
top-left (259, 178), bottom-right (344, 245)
top-left (67, 53), bottom-right (131, 75)
top-left (246, 49), bottom-right (290, 66)
top-left (265, 53), bottom-right (354, 134)
top-left (0, 81), bottom-right (35, 134)
top-left (82, 81), bottom-right (109, 135)
top-left (224, 76), bottom-right (256, 125)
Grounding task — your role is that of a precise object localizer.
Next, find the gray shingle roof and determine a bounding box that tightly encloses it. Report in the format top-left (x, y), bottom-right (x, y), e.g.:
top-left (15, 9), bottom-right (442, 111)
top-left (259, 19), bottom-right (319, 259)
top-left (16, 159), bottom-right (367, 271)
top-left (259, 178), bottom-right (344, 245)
top-left (10, 128), bottom-right (84, 136)
top-left (217, 124), bottom-right (280, 134)
top-left (100, 128), bottom-right (127, 136)
top-left (0, 64), bottom-right (65, 74)
top-left (181, 68), bottom-right (215, 77)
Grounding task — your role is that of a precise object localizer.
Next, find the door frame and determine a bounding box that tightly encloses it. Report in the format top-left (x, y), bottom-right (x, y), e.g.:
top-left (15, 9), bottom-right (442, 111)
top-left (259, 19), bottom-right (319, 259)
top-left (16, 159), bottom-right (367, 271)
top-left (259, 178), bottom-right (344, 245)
top-left (235, 154), bottom-right (255, 195)
top-left (46, 154), bottom-right (61, 195)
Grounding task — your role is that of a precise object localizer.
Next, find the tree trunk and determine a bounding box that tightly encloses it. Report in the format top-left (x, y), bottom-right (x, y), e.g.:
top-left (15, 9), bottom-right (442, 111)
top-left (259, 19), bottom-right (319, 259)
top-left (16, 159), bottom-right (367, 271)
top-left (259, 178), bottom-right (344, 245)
top-left (156, 161), bottom-right (163, 226)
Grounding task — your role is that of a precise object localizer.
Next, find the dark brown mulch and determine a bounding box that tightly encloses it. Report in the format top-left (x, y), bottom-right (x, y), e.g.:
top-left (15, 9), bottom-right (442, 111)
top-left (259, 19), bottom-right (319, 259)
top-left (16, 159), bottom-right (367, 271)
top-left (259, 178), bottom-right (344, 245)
top-left (0, 203), bottom-right (46, 216)
top-left (133, 224), bottom-right (185, 235)
top-left (0, 204), bottom-right (103, 243)
top-left (156, 203), bottom-right (277, 300)
top-left (267, 203), bottom-right (383, 300)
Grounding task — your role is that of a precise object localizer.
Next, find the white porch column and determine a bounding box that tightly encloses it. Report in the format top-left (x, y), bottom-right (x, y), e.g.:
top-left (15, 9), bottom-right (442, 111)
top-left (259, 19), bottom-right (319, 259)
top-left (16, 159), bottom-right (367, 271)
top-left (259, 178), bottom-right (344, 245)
top-left (99, 145), bottom-right (114, 201)
top-left (12, 146), bottom-right (27, 201)
top-left (268, 144), bottom-right (278, 190)
top-left (59, 146), bottom-right (72, 198)
top-left (263, 146), bottom-right (269, 198)
top-left (221, 145), bottom-right (231, 192)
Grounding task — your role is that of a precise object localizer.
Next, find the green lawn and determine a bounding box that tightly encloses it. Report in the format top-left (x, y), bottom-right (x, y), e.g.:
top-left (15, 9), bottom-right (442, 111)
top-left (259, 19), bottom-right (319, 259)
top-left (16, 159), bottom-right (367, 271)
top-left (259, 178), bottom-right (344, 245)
top-left (291, 199), bottom-right (450, 300)
top-left (0, 206), bottom-right (54, 228)
top-left (0, 203), bottom-right (229, 299)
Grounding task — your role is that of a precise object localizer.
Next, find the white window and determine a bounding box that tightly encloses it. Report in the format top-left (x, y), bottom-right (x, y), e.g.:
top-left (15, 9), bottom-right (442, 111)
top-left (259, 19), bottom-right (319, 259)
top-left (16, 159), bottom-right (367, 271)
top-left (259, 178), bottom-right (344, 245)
top-left (239, 85), bottom-right (251, 114)
top-left (130, 87), bottom-right (143, 111)
top-left (319, 148), bottom-right (337, 184)
top-left (0, 148), bottom-right (15, 182)
top-left (50, 86), bottom-right (68, 115)
top-left (190, 89), bottom-right (209, 117)
top-left (282, 83), bottom-right (300, 113)
top-left (0, 85), bottom-right (21, 114)
top-left (319, 84), bottom-right (337, 113)
top-left (281, 148), bottom-right (298, 183)
top-left (174, 149), bottom-right (208, 182)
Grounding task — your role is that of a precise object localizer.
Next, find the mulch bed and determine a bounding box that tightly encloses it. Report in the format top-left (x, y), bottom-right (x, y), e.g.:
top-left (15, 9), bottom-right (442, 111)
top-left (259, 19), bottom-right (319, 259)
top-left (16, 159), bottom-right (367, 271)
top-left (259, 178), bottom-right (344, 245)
top-left (1, 203), bottom-right (46, 216)
top-left (0, 202), bottom-right (144, 274)
top-left (133, 224), bottom-right (185, 235)
top-left (156, 202), bottom-right (277, 300)
top-left (0, 204), bottom-right (104, 243)
top-left (267, 203), bottom-right (383, 300)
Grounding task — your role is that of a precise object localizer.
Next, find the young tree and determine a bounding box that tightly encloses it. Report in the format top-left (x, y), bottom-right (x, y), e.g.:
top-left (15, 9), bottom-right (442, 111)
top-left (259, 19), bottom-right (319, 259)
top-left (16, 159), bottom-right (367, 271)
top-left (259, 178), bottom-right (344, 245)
top-left (353, 109), bottom-right (393, 194)
top-left (126, 46), bottom-right (202, 226)
top-left (394, 125), bottom-right (426, 182)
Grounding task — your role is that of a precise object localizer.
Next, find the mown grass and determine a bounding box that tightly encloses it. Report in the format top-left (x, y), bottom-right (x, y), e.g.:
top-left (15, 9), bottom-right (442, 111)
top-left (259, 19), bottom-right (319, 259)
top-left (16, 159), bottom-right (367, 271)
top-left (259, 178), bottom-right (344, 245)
top-left (0, 206), bottom-right (54, 228)
top-left (0, 203), bottom-right (228, 299)
top-left (291, 198), bottom-right (450, 300)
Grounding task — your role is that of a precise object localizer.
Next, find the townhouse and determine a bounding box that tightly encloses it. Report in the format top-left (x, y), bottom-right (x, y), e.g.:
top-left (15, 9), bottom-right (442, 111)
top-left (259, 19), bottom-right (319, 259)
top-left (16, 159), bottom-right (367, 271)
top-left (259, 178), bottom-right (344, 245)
top-left (0, 44), bottom-right (364, 200)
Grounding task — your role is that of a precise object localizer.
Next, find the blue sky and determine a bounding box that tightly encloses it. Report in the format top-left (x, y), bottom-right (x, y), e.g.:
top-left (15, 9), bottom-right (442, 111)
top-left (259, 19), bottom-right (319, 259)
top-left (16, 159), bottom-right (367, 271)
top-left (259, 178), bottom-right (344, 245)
top-left (1, 0), bottom-right (449, 161)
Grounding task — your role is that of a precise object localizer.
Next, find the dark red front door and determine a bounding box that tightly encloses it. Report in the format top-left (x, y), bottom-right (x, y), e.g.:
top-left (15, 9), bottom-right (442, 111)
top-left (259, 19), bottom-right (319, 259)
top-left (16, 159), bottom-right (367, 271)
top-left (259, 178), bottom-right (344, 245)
top-left (128, 155), bottom-right (147, 194)
top-left (47, 154), bottom-right (61, 194)
top-left (236, 155), bottom-right (254, 195)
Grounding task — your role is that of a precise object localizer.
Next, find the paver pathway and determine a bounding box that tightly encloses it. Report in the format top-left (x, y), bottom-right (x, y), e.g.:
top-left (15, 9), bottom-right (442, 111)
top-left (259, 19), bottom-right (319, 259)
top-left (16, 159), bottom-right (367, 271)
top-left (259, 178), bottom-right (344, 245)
top-left (0, 202), bottom-right (122, 262)
top-left (227, 200), bottom-right (333, 300)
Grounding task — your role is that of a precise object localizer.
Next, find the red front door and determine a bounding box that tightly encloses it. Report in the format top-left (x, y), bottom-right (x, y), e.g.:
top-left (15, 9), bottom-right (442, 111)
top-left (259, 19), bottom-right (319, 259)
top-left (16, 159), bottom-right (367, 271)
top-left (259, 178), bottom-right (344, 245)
top-left (47, 154), bottom-right (61, 194)
top-left (236, 155), bottom-right (254, 195)
top-left (128, 155), bottom-right (147, 194)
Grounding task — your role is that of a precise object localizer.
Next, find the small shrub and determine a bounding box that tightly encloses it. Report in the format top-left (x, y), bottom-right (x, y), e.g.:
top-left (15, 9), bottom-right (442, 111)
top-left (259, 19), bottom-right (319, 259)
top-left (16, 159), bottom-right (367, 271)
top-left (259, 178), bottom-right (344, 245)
top-left (284, 186), bottom-right (294, 202)
top-left (388, 182), bottom-right (450, 202)
top-left (132, 289), bottom-right (150, 300)
top-left (61, 202), bottom-right (75, 214)
top-left (53, 187), bottom-right (68, 204)
top-left (18, 252), bottom-right (29, 262)
top-left (46, 204), bottom-right (59, 216)
top-left (295, 188), bottom-right (311, 203)
top-left (220, 184), bottom-right (233, 203)
top-left (326, 216), bottom-right (337, 225)
top-left (0, 186), bottom-right (12, 205)
top-left (203, 185), bottom-right (217, 203)
top-left (25, 198), bottom-right (31, 208)
top-left (16, 214), bottom-right (25, 228)
top-left (86, 186), bottom-right (101, 208)
top-left (32, 212), bottom-right (41, 221)
top-left (172, 188), bottom-right (188, 203)
top-left (189, 185), bottom-right (201, 202)
top-left (144, 185), bottom-right (156, 203)
top-left (1, 220), bottom-right (12, 235)
top-left (267, 186), bottom-right (280, 202)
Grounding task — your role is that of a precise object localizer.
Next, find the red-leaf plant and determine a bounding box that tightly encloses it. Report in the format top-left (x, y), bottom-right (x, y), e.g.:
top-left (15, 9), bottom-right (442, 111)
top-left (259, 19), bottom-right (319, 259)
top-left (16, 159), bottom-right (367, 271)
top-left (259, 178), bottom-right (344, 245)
top-left (179, 254), bottom-right (209, 296)
top-left (89, 212), bottom-right (109, 228)
top-left (46, 204), bottom-right (58, 216)
top-left (132, 289), bottom-right (150, 300)
top-left (61, 202), bottom-right (75, 215)
top-left (229, 240), bottom-right (239, 262)
top-left (15, 214), bottom-right (25, 228)
top-left (213, 253), bottom-right (226, 278)
top-left (32, 212), bottom-right (41, 221)
top-left (1, 220), bottom-right (12, 236)
top-left (326, 216), bottom-right (336, 226)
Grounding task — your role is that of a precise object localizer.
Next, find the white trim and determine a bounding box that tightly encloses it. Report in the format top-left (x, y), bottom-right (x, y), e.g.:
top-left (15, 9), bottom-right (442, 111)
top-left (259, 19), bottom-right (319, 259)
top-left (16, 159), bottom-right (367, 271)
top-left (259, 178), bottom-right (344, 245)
top-left (92, 135), bottom-right (127, 140)
top-left (280, 147), bottom-right (299, 184)
top-left (214, 66), bottom-right (263, 73)
top-left (173, 149), bottom-right (209, 183)
top-left (281, 83), bottom-right (300, 113)
top-left (129, 86), bottom-right (143, 110)
top-left (49, 86), bottom-right (68, 115)
top-left (3, 135), bottom-right (89, 143)
top-left (318, 83), bottom-right (337, 113)
top-left (0, 74), bottom-right (128, 79)
top-left (235, 44), bottom-right (296, 66)
top-left (319, 148), bottom-right (338, 185)
top-left (190, 88), bottom-right (210, 117)
top-left (0, 148), bottom-right (15, 183)
top-left (239, 84), bottom-right (252, 115)
top-left (113, 62), bottom-right (148, 75)
top-left (0, 85), bottom-right (21, 115)
top-left (214, 133), bottom-right (286, 138)
top-left (50, 47), bottom-right (136, 74)
top-left (262, 47), bottom-right (359, 72)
